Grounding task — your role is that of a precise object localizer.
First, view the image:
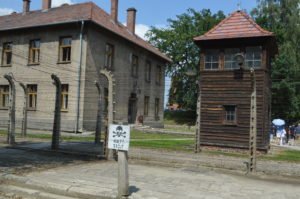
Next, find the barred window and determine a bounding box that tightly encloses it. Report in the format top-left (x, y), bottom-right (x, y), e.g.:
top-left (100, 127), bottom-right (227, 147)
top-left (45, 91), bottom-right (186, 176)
top-left (245, 46), bottom-right (262, 68)
top-left (205, 50), bottom-right (219, 70)
top-left (155, 98), bottom-right (159, 118)
top-left (131, 55), bottom-right (138, 77)
top-left (61, 84), bottom-right (69, 111)
top-left (105, 43), bottom-right (114, 69)
top-left (27, 85), bottom-right (37, 110)
top-left (224, 105), bottom-right (236, 123)
top-left (156, 65), bottom-right (162, 85)
top-left (2, 42), bottom-right (12, 66)
top-left (59, 37), bottom-right (72, 62)
top-left (144, 96), bottom-right (149, 116)
top-left (29, 40), bottom-right (40, 64)
top-left (145, 61), bottom-right (151, 82)
top-left (224, 48), bottom-right (239, 69)
top-left (0, 85), bottom-right (9, 109)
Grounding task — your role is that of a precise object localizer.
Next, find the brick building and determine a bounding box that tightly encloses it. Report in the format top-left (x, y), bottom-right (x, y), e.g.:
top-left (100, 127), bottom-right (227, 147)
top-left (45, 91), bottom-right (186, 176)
top-left (0, 0), bottom-right (171, 132)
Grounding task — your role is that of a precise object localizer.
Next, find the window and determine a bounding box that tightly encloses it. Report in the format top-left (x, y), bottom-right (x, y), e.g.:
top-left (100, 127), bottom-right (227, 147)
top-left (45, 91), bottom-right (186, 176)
top-left (156, 65), bottom-right (162, 85)
top-left (224, 105), bottom-right (236, 123)
top-left (224, 48), bottom-right (240, 69)
top-left (105, 43), bottom-right (114, 69)
top-left (155, 98), bottom-right (159, 118)
top-left (29, 40), bottom-right (40, 64)
top-left (131, 55), bottom-right (138, 77)
top-left (104, 88), bottom-right (109, 113)
top-left (2, 42), bottom-right (12, 66)
top-left (144, 96), bottom-right (149, 116)
top-left (61, 84), bottom-right (69, 111)
top-left (27, 85), bottom-right (37, 110)
top-left (205, 50), bottom-right (219, 69)
top-left (145, 61), bottom-right (151, 82)
top-left (245, 46), bottom-right (262, 68)
top-left (59, 37), bottom-right (72, 62)
top-left (0, 85), bottom-right (9, 109)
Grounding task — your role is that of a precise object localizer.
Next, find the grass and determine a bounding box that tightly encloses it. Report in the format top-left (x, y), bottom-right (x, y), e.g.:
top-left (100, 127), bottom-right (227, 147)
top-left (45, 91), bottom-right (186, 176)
top-left (130, 140), bottom-right (194, 151)
top-left (0, 130), bottom-right (193, 141)
top-left (164, 127), bottom-right (195, 133)
top-left (1, 130), bottom-right (300, 162)
top-left (258, 150), bottom-right (300, 162)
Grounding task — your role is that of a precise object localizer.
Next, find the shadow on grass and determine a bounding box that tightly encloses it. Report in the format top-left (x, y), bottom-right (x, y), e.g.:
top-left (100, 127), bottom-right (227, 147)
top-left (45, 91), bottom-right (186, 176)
top-left (164, 111), bottom-right (196, 126)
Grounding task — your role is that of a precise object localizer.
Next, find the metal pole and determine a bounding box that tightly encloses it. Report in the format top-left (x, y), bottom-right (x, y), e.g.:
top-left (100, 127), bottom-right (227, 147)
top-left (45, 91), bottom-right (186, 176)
top-left (51, 74), bottom-right (62, 150)
top-left (4, 74), bottom-right (16, 145)
top-left (248, 68), bottom-right (257, 172)
top-left (94, 81), bottom-right (102, 144)
top-left (195, 79), bottom-right (201, 153)
top-left (19, 83), bottom-right (28, 137)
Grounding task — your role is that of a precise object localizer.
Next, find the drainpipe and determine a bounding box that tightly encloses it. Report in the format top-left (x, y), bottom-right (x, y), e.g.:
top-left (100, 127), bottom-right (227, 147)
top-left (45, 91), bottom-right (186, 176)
top-left (75, 20), bottom-right (85, 133)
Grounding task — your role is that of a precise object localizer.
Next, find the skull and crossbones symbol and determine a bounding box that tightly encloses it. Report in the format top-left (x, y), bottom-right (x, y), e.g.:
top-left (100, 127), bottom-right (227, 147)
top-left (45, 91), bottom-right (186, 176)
top-left (113, 126), bottom-right (126, 138)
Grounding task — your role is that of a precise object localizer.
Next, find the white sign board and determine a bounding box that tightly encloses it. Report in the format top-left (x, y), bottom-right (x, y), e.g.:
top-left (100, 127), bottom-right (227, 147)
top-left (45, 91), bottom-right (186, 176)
top-left (108, 124), bottom-right (130, 151)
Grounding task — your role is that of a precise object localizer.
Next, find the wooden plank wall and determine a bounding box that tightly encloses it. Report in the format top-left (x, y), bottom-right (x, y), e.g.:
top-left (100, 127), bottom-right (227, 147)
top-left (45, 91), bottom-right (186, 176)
top-left (199, 69), bottom-right (270, 150)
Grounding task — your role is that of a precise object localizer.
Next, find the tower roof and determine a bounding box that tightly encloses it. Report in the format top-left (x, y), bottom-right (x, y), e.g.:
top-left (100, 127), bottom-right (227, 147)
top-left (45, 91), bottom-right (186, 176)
top-left (194, 10), bottom-right (274, 41)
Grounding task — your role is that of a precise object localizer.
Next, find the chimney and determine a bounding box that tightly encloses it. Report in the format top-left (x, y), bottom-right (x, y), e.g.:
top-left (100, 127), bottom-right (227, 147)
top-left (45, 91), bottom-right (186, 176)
top-left (42, 0), bottom-right (51, 10)
top-left (23, 0), bottom-right (30, 13)
top-left (127, 8), bottom-right (137, 34)
top-left (111, 0), bottom-right (118, 22)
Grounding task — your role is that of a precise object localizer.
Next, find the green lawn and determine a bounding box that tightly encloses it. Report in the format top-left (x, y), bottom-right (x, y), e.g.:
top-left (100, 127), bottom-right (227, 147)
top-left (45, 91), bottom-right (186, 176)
top-left (1, 130), bottom-right (300, 162)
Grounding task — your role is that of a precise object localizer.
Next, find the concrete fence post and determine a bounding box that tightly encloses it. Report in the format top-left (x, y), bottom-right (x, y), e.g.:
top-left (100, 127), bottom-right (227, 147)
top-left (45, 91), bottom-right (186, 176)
top-left (19, 83), bottom-right (28, 137)
top-left (4, 74), bottom-right (16, 145)
top-left (94, 81), bottom-right (102, 144)
top-left (51, 74), bottom-right (62, 150)
top-left (248, 68), bottom-right (257, 173)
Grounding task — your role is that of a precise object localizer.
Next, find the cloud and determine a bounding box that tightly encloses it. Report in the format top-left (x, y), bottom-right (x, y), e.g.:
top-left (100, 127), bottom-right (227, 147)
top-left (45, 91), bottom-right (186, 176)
top-left (0, 8), bottom-right (14, 16)
top-left (135, 24), bottom-right (150, 40)
top-left (52, 0), bottom-right (74, 7)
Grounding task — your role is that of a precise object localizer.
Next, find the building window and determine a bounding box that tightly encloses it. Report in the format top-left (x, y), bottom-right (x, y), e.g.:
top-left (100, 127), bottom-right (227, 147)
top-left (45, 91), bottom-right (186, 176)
top-left (224, 105), bottom-right (236, 123)
top-left (156, 65), bottom-right (162, 85)
top-left (155, 98), bottom-right (159, 118)
top-left (224, 48), bottom-right (239, 69)
top-left (205, 49), bottom-right (219, 70)
top-left (0, 85), bottom-right (9, 109)
top-left (145, 61), bottom-right (151, 82)
top-left (59, 37), bottom-right (72, 62)
top-left (245, 46), bottom-right (262, 68)
top-left (105, 43), bottom-right (114, 69)
top-left (61, 84), bottom-right (69, 111)
top-left (29, 40), bottom-right (40, 64)
top-left (104, 88), bottom-right (109, 113)
top-left (131, 55), bottom-right (138, 77)
top-left (144, 96), bottom-right (149, 116)
top-left (27, 85), bottom-right (37, 110)
top-left (2, 42), bottom-right (12, 66)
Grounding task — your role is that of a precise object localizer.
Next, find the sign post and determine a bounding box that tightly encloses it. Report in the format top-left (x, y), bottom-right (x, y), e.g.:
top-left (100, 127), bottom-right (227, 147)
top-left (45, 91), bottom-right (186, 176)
top-left (108, 124), bottom-right (130, 198)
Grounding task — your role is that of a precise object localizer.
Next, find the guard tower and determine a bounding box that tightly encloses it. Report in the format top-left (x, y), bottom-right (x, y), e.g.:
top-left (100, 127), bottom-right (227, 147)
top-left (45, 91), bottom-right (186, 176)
top-left (193, 10), bottom-right (277, 150)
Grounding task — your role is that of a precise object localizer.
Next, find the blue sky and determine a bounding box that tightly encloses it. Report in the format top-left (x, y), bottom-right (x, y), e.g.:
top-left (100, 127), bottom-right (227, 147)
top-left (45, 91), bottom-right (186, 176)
top-left (0, 0), bottom-right (258, 107)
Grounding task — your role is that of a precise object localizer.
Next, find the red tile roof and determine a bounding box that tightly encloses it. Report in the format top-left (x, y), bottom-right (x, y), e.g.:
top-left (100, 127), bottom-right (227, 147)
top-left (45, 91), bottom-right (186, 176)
top-left (0, 2), bottom-right (171, 62)
top-left (194, 10), bottom-right (274, 41)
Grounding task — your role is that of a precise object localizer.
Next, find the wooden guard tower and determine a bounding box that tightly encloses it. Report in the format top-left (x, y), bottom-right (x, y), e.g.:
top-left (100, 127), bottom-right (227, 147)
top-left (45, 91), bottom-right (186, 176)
top-left (193, 10), bottom-right (277, 150)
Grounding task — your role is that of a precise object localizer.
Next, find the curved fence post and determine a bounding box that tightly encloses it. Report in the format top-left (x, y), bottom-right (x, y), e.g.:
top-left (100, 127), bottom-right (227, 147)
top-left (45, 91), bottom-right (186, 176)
top-left (4, 74), bottom-right (15, 145)
top-left (19, 83), bottom-right (28, 137)
top-left (94, 80), bottom-right (102, 144)
top-left (51, 74), bottom-right (62, 150)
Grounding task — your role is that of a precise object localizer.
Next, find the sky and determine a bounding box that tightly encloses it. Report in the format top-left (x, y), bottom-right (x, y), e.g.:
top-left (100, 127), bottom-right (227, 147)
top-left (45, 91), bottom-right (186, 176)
top-left (0, 0), bottom-right (259, 107)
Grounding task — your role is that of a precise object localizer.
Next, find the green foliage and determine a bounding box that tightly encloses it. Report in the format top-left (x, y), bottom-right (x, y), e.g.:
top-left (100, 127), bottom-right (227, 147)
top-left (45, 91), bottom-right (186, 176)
top-left (146, 9), bottom-right (225, 110)
top-left (164, 111), bottom-right (196, 125)
top-left (251, 0), bottom-right (300, 124)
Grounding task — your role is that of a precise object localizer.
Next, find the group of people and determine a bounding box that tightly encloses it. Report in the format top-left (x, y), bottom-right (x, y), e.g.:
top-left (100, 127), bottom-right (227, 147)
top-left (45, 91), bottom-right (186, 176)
top-left (271, 123), bottom-right (300, 145)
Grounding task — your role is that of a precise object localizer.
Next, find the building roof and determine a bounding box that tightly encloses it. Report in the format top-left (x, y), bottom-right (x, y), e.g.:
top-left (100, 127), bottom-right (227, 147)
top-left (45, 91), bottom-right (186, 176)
top-left (0, 2), bottom-right (171, 62)
top-left (194, 10), bottom-right (274, 41)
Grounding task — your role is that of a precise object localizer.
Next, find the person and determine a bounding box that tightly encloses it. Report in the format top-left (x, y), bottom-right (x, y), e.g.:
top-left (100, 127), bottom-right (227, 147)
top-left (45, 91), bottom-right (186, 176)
top-left (294, 123), bottom-right (300, 140)
top-left (276, 128), bottom-right (283, 145)
top-left (280, 128), bottom-right (286, 146)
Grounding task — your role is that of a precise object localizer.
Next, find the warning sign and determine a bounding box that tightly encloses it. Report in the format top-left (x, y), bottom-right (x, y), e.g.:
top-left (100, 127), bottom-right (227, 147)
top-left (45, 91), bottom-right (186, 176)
top-left (108, 125), bottom-right (130, 151)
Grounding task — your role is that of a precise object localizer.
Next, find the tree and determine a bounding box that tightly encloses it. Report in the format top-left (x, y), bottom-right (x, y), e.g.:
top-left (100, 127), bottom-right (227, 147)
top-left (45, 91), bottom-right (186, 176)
top-left (251, 0), bottom-right (300, 123)
top-left (146, 9), bottom-right (225, 110)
